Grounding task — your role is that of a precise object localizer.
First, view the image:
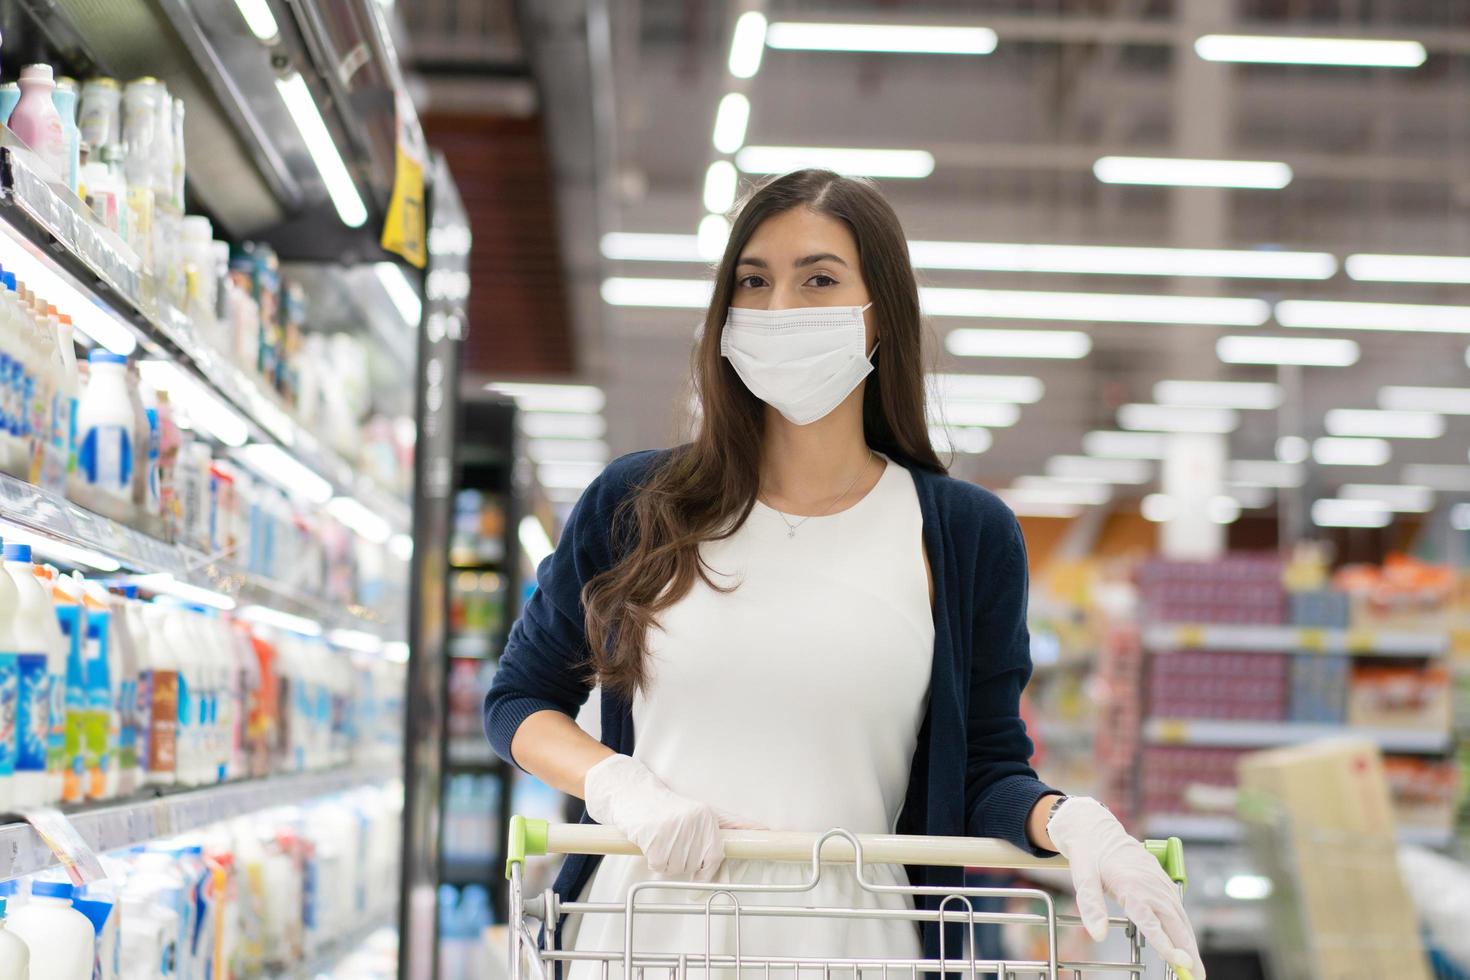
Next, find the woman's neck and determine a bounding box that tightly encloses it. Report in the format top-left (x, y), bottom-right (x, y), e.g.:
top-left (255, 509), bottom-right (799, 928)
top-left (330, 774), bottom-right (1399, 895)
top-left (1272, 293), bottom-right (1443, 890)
top-left (758, 400), bottom-right (876, 509)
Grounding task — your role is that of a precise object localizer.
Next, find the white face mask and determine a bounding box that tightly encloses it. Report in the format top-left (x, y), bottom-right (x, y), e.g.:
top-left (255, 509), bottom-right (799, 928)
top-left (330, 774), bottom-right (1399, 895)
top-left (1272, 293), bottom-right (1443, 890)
top-left (719, 302), bottom-right (878, 426)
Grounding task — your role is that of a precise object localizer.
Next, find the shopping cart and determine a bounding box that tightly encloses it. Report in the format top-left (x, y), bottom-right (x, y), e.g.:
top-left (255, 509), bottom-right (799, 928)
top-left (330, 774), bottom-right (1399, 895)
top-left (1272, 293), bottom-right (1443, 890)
top-left (505, 815), bottom-right (1192, 980)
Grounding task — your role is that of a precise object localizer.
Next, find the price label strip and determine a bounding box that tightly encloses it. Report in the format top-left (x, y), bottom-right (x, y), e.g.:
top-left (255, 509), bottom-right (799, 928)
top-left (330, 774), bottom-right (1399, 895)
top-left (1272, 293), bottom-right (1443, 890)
top-left (16, 807), bottom-right (106, 885)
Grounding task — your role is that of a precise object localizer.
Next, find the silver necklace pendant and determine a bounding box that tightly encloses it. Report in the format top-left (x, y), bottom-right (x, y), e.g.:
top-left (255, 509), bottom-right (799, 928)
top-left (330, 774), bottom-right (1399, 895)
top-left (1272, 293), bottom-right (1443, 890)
top-left (787, 528), bottom-right (796, 538)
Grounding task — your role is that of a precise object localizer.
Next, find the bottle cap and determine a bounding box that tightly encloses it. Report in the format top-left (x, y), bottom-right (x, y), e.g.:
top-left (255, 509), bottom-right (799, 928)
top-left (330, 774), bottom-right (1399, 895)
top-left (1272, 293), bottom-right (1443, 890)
top-left (30, 880), bottom-right (74, 900)
top-left (2, 544), bottom-right (31, 563)
top-left (88, 350), bottom-right (127, 365)
top-left (19, 64), bottom-right (55, 83)
top-left (86, 77), bottom-right (119, 90)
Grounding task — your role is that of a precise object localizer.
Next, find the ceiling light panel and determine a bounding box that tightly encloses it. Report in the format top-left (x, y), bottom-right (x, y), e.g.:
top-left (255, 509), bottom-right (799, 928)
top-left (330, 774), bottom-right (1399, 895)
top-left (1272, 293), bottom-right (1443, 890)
top-left (922, 287), bottom-right (1270, 326)
top-left (907, 241), bottom-right (1335, 279)
top-left (764, 22), bottom-right (998, 55)
top-left (1194, 34), bottom-right (1427, 68)
top-left (1312, 498), bottom-right (1393, 528)
top-left (1313, 437), bottom-right (1392, 467)
top-left (1345, 254), bottom-right (1470, 283)
top-left (945, 328), bottom-right (1092, 359)
top-left (1093, 156), bottom-right (1293, 189)
top-left (1045, 455), bottom-right (1154, 485)
top-left (927, 373), bottom-right (1044, 404)
top-left (1154, 380), bottom-right (1284, 410)
top-left (1216, 335), bottom-right (1360, 366)
top-left (1378, 386), bottom-right (1470, 415)
top-left (735, 146), bottom-right (935, 178)
top-left (1323, 408), bottom-right (1444, 439)
top-left (1276, 299), bottom-right (1470, 334)
top-left (1338, 484), bottom-right (1434, 512)
top-left (1083, 430), bottom-right (1169, 460)
top-left (1118, 403), bottom-right (1239, 434)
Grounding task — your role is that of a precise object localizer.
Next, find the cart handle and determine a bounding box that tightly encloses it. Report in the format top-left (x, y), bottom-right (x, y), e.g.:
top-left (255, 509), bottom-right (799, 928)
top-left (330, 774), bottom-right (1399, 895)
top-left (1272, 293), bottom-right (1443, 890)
top-left (504, 816), bottom-right (1187, 887)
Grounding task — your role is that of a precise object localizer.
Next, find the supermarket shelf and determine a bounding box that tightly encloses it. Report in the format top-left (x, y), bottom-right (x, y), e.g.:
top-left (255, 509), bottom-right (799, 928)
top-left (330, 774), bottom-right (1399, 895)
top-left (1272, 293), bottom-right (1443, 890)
top-left (0, 146), bottom-right (409, 532)
top-left (1143, 718), bottom-right (1453, 753)
top-left (449, 560), bottom-right (506, 573)
top-left (0, 766), bottom-right (394, 882)
top-left (271, 912), bottom-right (397, 980)
top-left (441, 858), bottom-right (499, 884)
top-left (1143, 814), bottom-right (1455, 848)
top-left (1142, 623), bottom-right (1446, 657)
top-left (0, 471), bottom-right (397, 639)
top-left (448, 634), bottom-right (500, 659)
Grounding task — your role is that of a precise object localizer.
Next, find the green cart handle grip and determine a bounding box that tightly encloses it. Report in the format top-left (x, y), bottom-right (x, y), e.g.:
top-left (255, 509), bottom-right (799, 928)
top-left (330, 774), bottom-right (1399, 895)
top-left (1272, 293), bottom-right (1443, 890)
top-left (505, 816), bottom-right (1188, 889)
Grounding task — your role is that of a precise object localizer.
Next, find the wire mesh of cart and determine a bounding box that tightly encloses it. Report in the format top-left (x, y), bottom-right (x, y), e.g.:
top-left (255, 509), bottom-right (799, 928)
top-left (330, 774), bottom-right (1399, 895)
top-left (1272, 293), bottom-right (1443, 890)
top-left (505, 815), bottom-right (1193, 980)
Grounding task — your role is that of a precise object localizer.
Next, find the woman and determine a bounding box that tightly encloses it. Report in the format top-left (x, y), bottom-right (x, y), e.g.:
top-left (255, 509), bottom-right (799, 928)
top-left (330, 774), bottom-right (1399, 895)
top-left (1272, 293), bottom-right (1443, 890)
top-left (485, 169), bottom-right (1203, 977)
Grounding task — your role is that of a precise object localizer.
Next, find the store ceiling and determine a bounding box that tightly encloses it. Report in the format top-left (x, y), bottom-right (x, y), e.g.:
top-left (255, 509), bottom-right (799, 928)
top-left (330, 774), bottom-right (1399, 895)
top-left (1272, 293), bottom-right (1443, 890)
top-left (542, 1), bottom-right (1470, 496)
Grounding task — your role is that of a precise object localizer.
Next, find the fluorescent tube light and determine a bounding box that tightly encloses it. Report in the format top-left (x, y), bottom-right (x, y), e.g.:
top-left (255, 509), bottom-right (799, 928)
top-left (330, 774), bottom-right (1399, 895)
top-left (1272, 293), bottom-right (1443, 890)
top-left (374, 263), bottom-right (422, 326)
top-left (1454, 503), bottom-right (1470, 531)
top-left (129, 573), bottom-right (236, 610)
top-left (764, 22), bottom-right (997, 55)
top-left (526, 438), bottom-right (609, 464)
top-left (922, 286), bottom-right (1270, 326)
top-left (383, 641), bottom-right (410, 663)
top-left (1118, 403), bottom-right (1239, 434)
top-left (1276, 436), bottom-right (1310, 464)
top-left (388, 534), bottom-right (412, 561)
top-left (729, 11), bottom-right (768, 78)
top-left (1277, 299), bottom-right (1470, 334)
top-left (1346, 254), bottom-right (1470, 283)
top-left (1402, 464), bottom-right (1470, 493)
top-left (233, 0), bottom-right (280, 42)
top-left (1209, 496), bottom-right (1242, 524)
top-left (519, 412), bottom-right (606, 439)
top-left (538, 461), bottom-right (605, 490)
top-left (1045, 456), bottom-right (1154, 485)
top-left (1312, 498), bottom-right (1392, 529)
top-left (703, 160), bottom-right (738, 213)
top-left (1141, 493), bottom-right (1176, 523)
top-left (735, 146), bottom-right (935, 179)
top-left (136, 360), bottom-right (250, 447)
top-left (928, 374), bottom-right (1044, 404)
top-left (600, 233), bottom-right (703, 263)
top-left (1339, 484), bottom-right (1434, 513)
top-left (326, 495), bottom-right (393, 544)
top-left (234, 443), bottom-right (334, 505)
top-left (1094, 156), bottom-right (1292, 189)
top-left (927, 426), bottom-right (991, 455)
top-left (1224, 874), bottom-right (1274, 901)
top-left (930, 402), bottom-right (1020, 428)
top-left (0, 520), bottom-right (121, 573)
top-left (697, 214), bottom-right (729, 261)
top-left (907, 241), bottom-right (1334, 280)
top-left (1014, 475), bottom-right (1119, 497)
top-left (1154, 380), bottom-right (1283, 410)
top-left (1083, 430), bottom-right (1168, 460)
top-left (1003, 483), bottom-right (1111, 508)
top-left (1195, 34), bottom-right (1426, 68)
top-left (712, 93), bottom-right (751, 154)
top-left (1216, 335), bottom-right (1360, 366)
top-left (0, 233), bottom-right (139, 355)
top-left (1230, 460), bottom-right (1305, 488)
top-left (239, 604), bottom-right (323, 637)
top-left (1323, 408), bottom-right (1444, 440)
top-left (1379, 386), bottom-right (1470, 415)
top-left (275, 72), bottom-right (368, 228)
top-left (484, 382), bottom-right (606, 414)
top-left (945, 329), bottom-right (1091, 359)
top-left (327, 628), bottom-right (383, 653)
top-left (518, 515), bottom-right (554, 568)
top-left (1313, 437), bottom-right (1391, 467)
top-left (600, 276), bottom-right (714, 309)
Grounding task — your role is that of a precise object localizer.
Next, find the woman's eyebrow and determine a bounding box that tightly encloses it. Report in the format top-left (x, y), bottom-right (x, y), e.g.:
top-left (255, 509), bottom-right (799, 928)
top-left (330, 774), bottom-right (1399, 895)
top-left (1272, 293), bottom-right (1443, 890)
top-left (736, 255), bottom-right (768, 268)
top-left (794, 252), bottom-right (849, 268)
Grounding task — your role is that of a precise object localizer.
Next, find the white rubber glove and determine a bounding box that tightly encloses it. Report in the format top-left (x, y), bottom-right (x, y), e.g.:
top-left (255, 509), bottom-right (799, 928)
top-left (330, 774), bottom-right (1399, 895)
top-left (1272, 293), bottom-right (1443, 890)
top-left (584, 754), bottom-right (750, 882)
top-left (1047, 796), bottom-right (1205, 980)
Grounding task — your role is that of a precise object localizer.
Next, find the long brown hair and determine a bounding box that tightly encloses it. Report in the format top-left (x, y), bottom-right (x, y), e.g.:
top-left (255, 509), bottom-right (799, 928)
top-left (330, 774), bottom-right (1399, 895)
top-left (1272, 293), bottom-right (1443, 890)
top-left (583, 169), bottom-right (945, 698)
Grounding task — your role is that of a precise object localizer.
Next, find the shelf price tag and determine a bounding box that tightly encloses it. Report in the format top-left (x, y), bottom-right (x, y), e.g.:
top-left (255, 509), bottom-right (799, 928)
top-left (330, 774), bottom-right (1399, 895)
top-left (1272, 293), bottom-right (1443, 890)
top-left (1175, 626), bottom-right (1205, 649)
top-left (1298, 628), bottom-right (1327, 653)
top-left (381, 88), bottom-right (427, 270)
top-left (1154, 720), bottom-right (1190, 744)
top-left (16, 808), bottom-right (105, 885)
top-left (1345, 629), bottom-right (1375, 654)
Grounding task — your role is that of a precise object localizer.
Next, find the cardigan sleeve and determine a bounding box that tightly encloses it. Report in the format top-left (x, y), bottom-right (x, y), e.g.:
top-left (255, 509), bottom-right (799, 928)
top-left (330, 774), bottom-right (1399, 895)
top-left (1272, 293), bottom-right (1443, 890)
top-left (964, 500), bottom-right (1059, 854)
top-left (483, 450), bottom-right (659, 769)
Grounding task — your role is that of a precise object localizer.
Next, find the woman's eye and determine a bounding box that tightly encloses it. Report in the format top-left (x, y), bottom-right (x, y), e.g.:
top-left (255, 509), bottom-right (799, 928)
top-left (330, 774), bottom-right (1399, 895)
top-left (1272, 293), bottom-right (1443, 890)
top-left (807, 274), bottom-right (837, 287)
top-left (737, 274), bottom-right (767, 288)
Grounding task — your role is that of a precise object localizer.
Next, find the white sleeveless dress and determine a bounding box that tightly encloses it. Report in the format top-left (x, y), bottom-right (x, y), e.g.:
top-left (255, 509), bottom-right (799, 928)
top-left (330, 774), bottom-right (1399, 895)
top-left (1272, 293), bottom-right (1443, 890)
top-left (565, 454), bottom-right (935, 975)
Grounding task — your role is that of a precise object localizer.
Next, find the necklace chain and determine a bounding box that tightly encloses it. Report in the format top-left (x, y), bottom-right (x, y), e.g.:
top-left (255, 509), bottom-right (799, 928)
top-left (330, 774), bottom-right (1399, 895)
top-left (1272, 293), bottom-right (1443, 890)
top-left (766, 451), bottom-right (878, 538)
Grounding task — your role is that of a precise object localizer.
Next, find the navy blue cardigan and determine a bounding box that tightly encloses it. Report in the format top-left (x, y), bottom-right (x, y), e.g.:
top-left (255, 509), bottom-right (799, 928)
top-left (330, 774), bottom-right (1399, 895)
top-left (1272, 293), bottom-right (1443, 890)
top-left (484, 448), bottom-right (1056, 958)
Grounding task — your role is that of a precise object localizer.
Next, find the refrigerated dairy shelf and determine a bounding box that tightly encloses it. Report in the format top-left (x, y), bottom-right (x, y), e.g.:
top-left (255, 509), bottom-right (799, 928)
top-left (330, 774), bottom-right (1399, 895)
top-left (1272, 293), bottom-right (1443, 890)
top-left (1144, 718), bottom-right (1453, 753)
top-left (0, 767), bottom-right (394, 881)
top-left (0, 471), bottom-right (395, 639)
top-left (1142, 813), bottom-right (1454, 848)
top-left (1141, 623), bottom-right (1447, 657)
top-left (0, 144), bottom-right (409, 533)
top-left (271, 915), bottom-right (398, 980)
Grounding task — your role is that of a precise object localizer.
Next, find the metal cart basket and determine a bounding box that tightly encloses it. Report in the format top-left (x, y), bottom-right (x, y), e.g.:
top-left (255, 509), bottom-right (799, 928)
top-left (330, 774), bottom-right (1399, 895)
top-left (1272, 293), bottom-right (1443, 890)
top-left (505, 815), bottom-right (1192, 980)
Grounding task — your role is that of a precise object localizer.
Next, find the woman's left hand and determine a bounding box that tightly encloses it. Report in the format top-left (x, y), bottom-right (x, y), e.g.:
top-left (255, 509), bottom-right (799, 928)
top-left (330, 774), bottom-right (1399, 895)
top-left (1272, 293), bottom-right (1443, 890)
top-left (1047, 796), bottom-right (1205, 980)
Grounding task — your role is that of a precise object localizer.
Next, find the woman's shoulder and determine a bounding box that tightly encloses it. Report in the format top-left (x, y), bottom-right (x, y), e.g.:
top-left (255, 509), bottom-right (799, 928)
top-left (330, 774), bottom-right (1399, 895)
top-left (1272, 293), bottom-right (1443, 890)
top-left (907, 464), bottom-right (1019, 530)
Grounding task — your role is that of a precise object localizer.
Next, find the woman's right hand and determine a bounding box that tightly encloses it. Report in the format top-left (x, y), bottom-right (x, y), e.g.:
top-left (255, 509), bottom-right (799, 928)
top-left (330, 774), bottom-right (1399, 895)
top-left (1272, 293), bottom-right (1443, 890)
top-left (583, 754), bottom-right (754, 882)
